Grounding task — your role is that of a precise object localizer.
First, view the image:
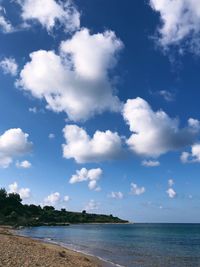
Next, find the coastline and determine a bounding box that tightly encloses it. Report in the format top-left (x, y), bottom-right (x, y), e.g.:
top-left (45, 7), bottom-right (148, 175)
top-left (0, 226), bottom-right (116, 267)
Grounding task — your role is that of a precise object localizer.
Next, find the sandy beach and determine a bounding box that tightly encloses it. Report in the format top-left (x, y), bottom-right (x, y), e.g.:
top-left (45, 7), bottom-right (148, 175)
top-left (0, 226), bottom-right (104, 267)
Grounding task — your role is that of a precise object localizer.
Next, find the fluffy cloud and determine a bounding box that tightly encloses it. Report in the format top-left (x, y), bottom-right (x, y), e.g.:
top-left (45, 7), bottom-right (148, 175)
top-left (16, 160), bottom-right (31, 169)
top-left (181, 143), bottom-right (200, 163)
top-left (0, 128), bottom-right (32, 168)
top-left (123, 97), bottom-right (199, 157)
top-left (69, 167), bottom-right (102, 191)
top-left (44, 192), bottom-right (60, 205)
top-left (141, 160), bottom-right (160, 167)
top-left (85, 199), bottom-right (99, 212)
top-left (166, 188), bottom-right (176, 199)
top-left (8, 182), bottom-right (31, 199)
top-left (130, 182), bottom-right (145, 196)
top-left (18, 0), bottom-right (80, 32)
top-left (62, 125), bottom-right (123, 163)
top-left (0, 57), bottom-right (18, 76)
top-left (150, 0), bottom-right (200, 53)
top-left (0, 7), bottom-right (13, 33)
top-left (18, 28), bottom-right (123, 121)
top-left (108, 191), bottom-right (123, 199)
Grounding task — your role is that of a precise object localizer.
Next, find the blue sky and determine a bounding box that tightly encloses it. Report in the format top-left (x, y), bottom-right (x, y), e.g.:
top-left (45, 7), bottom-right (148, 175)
top-left (0, 0), bottom-right (200, 223)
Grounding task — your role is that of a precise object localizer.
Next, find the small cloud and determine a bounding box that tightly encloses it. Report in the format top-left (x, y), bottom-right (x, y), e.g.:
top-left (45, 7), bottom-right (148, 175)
top-left (28, 107), bottom-right (37, 113)
top-left (16, 160), bottom-right (31, 169)
top-left (108, 191), bottom-right (123, 199)
top-left (166, 188), bottom-right (176, 199)
top-left (44, 192), bottom-right (60, 206)
top-left (181, 143), bottom-right (200, 163)
top-left (0, 7), bottom-right (14, 33)
top-left (8, 182), bottom-right (31, 199)
top-left (63, 195), bottom-right (70, 202)
top-left (142, 160), bottom-right (160, 167)
top-left (48, 133), bottom-right (55, 139)
top-left (157, 90), bottom-right (175, 102)
top-left (130, 182), bottom-right (145, 196)
top-left (168, 179), bottom-right (174, 187)
top-left (85, 199), bottom-right (99, 212)
top-left (69, 168), bottom-right (102, 191)
top-left (0, 57), bottom-right (18, 76)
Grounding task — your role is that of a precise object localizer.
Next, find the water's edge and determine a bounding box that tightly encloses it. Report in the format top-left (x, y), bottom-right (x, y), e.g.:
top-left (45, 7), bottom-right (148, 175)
top-left (17, 232), bottom-right (124, 267)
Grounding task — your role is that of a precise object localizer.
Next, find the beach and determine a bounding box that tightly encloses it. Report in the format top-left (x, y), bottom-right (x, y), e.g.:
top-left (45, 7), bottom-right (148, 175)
top-left (0, 226), bottom-right (104, 267)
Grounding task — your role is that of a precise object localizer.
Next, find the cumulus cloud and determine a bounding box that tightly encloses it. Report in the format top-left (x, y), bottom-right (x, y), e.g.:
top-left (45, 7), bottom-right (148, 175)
top-left (69, 167), bottom-right (102, 191)
top-left (168, 179), bottom-right (174, 187)
top-left (166, 187), bottom-right (176, 199)
top-left (17, 0), bottom-right (80, 32)
top-left (123, 97), bottom-right (199, 157)
top-left (8, 182), bottom-right (31, 199)
top-left (0, 128), bottom-right (33, 168)
top-left (62, 125), bottom-right (123, 163)
top-left (108, 191), bottom-right (123, 199)
top-left (85, 199), bottom-right (99, 212)
top-left (0, 6), bottom-right (14, 33)
top-left (141, 160), bottom-right (160, 167)
top-left (0, 57), bottom-right (18, 76)
top-left (44, 192), bottom-right (71, 206)
top-left (181, 143), bottom-right (200, 163)
top-left (17, 28), bottom-right (123, 121)
top-left (130, 182), bottom-right (145, 196)
top-left (16, 160), bottom-right (31, 169)
top-left (150, 0), bottom-right (200, 53)
top-left (44, 192), bottom-right (60, 205)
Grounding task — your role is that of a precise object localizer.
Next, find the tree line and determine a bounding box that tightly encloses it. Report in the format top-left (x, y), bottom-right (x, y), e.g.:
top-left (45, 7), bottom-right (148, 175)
top-left (0, 188), bottom-right (128, 227)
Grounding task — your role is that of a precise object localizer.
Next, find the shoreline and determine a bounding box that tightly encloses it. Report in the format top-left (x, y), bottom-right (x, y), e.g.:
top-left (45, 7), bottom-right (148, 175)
top-left (0, 226), bottom-right (117, 267)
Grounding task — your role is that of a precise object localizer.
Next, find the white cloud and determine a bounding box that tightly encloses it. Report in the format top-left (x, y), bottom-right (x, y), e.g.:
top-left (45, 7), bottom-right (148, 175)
top-left (69, 167), bottom-right (102, 191)
top-left (16, 160), bottom-right (31, 169)
top-left (150, 0), bottom-right (200, 53)
top-left (63, 195), bottom-right (70, 202)
top-left (48, 133), bottom-right (55, 139)
top-left (108, 191), bottom-right (124, 199)
top-left (181, 143), bottom-right (200, 163)
top-left (166, 187), bottom-right (176, 199)
top-left (44, 192), bottom-right (60, 205)
top-left (85, 199), bottom-right (99, 212)
top-left (141, 160), bottom-right (160, 167)
top-left (0, 128), bottom-right (33, 168)
top-left (28, 107), bottom-right (37, 113)
top-left (188, 118), bottom-right (200, 131)
top-left (123, 97), bottom-right (199, 157)
top-left (0, 57), bottom-right (18, 76)
top-left (130, 182), bottom-right (145, 196)
top-left (60, 28), bottom-right (122, 80)
top-left (17, 28), bottom-right (123, 121)
top-left (18, 0), bottom-right (80, 32)
top-left (0, 7), bottom-right (14, 33)
top-left (168, 179), bottom-right (174, 187)
top-left (158, 90), bottom-right (175, 102)
top-left (62, 125), bottom-right (123, 163)
top-left (8, 182), bottom-right (31, 199)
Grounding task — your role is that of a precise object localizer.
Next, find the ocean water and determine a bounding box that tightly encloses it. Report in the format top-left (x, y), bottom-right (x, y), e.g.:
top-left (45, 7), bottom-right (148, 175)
top-left (18, 224), bottom-right (200, 267)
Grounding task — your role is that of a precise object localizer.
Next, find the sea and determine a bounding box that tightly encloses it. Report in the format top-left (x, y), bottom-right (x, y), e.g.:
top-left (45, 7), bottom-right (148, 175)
top-left (18, 223), bottom-right (200, 267)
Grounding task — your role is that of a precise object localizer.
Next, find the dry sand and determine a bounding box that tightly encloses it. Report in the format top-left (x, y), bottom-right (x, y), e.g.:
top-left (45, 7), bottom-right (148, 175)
top-left (0, 226), bottom-right (104, 267)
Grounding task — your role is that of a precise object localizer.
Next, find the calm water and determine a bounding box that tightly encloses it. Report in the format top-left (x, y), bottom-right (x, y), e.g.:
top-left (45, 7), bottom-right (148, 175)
top-left (18, 224), bottom-right (200, 267)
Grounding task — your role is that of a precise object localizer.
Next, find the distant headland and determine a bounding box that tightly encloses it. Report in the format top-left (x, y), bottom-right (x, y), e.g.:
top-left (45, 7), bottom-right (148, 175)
top-left (0, 188), bottom-right (128, 227)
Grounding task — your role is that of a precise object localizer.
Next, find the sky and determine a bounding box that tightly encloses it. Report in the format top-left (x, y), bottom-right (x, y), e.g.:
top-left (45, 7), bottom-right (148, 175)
top-left (1, 0), bottom-right (200, 223)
